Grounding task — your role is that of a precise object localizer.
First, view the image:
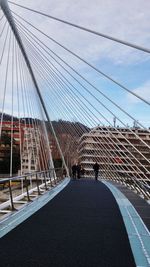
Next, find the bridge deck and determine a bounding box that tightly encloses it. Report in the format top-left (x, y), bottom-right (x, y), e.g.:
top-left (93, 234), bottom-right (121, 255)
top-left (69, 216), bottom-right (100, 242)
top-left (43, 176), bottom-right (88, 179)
top-left (0, 179), bottom-right (136, 267)
top-left (109, 180), bottom-right (150, 231)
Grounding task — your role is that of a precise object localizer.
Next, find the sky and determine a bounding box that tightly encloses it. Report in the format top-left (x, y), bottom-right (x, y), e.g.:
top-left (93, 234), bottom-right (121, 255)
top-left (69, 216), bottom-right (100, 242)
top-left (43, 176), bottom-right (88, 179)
top-left (0, 0), bottom-right (150, 128)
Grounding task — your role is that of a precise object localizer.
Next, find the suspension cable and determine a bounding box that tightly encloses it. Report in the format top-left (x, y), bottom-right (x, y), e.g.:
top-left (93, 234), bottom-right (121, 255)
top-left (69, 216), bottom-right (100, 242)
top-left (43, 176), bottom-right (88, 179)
top-left (12, 12), bottom-right (150, 107)
top-left (9, 1), bottom-right (150, 54)
top-left (26, 46), bottom-right (150, 183)
top-left (14, 15), bottom-right (150, 130)
top-left (17, 24), bottom-right (150, 164)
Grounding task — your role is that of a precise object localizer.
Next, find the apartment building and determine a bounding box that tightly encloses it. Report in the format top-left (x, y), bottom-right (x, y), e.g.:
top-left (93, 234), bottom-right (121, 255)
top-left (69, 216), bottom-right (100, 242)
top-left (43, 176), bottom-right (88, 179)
top-left (21, 127), bottom-right (40, 174)
top-left (78, 126), bottom-right (150, 180)
top-left (0, 121), bottom-right (24, 145)
top-left (0, 121), bottom-right (45, 175)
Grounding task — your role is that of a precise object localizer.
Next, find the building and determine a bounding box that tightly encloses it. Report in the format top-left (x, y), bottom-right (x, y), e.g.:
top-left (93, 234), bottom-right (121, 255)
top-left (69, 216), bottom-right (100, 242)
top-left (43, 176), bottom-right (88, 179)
top-left (0, 121), bottom-right (24, 175)
top-left (78, 126), bottom-right (150, 181)
top-left (0, 121), bottom-right (50, 175)
top-left (0, 121), bottom-right (24, 145)
top-left (21, 126), bottom-right (40, 174)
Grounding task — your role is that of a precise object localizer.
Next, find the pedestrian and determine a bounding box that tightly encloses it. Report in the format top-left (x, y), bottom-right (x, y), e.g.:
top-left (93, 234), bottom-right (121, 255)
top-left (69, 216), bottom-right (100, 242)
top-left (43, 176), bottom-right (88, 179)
top-left (93, 162), bottom-right (100, 180)
top-left (81, 165), bottom-right (85, 178)
top-left (72, 164), bottom-right (77, 179)
top-left (77, 163), bottom-right (81, 179)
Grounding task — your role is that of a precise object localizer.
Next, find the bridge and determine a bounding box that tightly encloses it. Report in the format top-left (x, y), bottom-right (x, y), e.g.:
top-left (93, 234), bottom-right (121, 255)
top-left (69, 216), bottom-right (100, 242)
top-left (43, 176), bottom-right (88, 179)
top-left (0, 0), bottom-right (150, 266)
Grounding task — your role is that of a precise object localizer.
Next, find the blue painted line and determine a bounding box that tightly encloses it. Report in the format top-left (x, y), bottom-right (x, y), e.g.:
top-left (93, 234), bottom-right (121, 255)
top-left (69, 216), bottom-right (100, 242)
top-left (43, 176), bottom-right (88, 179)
top-left (0, 178), bottom-right (70, 238)
top-left (102, 180), bottom-right (150, 267)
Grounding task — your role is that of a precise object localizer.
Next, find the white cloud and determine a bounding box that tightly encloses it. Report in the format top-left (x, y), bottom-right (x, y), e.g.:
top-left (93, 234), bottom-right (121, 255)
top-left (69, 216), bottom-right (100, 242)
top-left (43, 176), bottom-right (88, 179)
top-left (8, 0), bottom-right (150, 66)
top-left (127, 81), bottom-right (150, 104)
top-left (1, 0), bottom-right (150, 121)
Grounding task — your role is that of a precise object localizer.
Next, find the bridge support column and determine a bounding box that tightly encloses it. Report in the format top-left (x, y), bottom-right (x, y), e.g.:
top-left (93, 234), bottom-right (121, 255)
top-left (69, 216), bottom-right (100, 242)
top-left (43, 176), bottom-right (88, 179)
top-left (0, 0), bottom-right (69, 177)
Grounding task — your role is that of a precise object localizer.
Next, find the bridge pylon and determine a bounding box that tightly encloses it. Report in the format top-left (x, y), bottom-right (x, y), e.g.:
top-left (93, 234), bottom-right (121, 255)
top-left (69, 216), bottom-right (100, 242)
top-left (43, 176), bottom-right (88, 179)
top-left (0, 0), bottom-right (69, 177)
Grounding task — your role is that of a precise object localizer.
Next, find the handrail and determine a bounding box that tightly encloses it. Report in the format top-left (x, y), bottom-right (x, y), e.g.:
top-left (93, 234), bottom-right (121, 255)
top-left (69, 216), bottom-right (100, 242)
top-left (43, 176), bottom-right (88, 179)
top-left (0, 168), bottom-right (61, 183)
top-left (104, 172), bottom-right (150, 199)
top-left (0, 168), bottom-right (66, 214)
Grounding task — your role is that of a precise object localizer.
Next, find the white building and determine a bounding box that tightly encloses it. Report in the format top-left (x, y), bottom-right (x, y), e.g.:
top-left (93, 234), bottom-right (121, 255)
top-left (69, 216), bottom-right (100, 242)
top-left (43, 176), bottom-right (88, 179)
top-left (78, 126), bottom-right (150, 181)
top-left (21, 127), bottom-right (40, 174)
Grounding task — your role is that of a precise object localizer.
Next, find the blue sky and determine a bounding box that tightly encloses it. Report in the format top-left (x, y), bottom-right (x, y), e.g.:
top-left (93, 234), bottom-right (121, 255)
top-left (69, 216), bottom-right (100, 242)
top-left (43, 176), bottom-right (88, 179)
top-left (1, 0), bottom-right (150, 128)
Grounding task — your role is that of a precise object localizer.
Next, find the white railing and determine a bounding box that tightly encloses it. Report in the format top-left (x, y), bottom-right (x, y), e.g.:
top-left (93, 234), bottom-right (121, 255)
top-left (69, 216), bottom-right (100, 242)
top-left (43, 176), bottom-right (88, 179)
top-left (102, 173), bottom-right (150, 200)
top-left (0, 168), bottom-right (65, 215)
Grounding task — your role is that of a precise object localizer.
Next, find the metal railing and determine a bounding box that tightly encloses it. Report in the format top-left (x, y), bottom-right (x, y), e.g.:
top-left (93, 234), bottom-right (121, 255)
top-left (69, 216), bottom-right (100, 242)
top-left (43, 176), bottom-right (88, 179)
top-left (103, 172), bottom-right (150, 200)
top-left (0, 168), bottom-right (66, 214)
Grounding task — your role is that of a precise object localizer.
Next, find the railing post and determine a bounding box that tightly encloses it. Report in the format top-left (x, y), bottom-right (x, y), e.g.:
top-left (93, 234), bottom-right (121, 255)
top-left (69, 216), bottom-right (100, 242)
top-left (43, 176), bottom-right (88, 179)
top-left (24, 176), bottom-right (31, 202)
top-left (43, 171), bottom-right (48, 190)
top-left (58, 168), bottom-right (61, 182)
top-left (53, 169), bottom-right (57, 185)
top-left (62, 167), bottom-right (65, 180)
top-left (36, 173), bottom-right (41, 195)
top-left (8, 180), bottom-right (15, 211)
top-left (48, 170), bottom-right (53, 187)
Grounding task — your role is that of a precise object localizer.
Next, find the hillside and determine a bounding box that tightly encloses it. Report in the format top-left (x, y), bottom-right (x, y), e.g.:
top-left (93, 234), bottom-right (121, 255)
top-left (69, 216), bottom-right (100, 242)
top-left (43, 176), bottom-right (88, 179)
top-left (0, 113), bottom-right (90, 136)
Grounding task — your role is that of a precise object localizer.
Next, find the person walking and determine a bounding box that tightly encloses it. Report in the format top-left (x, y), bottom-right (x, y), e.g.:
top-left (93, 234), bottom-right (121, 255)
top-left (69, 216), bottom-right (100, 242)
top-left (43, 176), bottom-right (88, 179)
top-left (72, 164), bottom-right (77, 179)
top-left (81, 165), bottom-right (85, 178)
top-left (77, 163), bottom-right (81, 179)
top-left (93, 162), bottom-right (100, 180)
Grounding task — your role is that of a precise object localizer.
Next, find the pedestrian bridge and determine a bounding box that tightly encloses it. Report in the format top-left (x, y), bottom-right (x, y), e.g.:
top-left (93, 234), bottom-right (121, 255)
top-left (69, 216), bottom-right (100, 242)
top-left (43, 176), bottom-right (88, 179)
top-left (0, 177), bottom-right (150, 267)
top-left (0, 1), bottom-right (150, 266)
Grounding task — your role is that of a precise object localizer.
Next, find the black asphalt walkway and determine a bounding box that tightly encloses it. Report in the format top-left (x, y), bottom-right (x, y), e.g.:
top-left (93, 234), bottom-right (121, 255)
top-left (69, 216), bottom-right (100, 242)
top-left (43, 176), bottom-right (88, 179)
top-left (0, 180), bottom-right (136, 267)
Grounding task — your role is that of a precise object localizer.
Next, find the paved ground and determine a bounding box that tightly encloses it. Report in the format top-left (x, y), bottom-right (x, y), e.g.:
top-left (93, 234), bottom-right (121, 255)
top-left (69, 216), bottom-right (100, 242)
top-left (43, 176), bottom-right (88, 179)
top-left (0, 179), bottom-right (136, 267)
top-left (109, 181), bottom-right (150, 231)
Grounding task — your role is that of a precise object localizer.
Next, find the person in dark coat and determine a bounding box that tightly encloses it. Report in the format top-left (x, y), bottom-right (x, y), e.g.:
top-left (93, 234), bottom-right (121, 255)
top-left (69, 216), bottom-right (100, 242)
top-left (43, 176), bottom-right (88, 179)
top-left (93, 162), bottom-right (100, 180)
top-left (81, 165), bottom-right (85, 178)
top-left (72, 164), bottom-right (77, 179)
top-left (77, 163), bottom-right (81, 179)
